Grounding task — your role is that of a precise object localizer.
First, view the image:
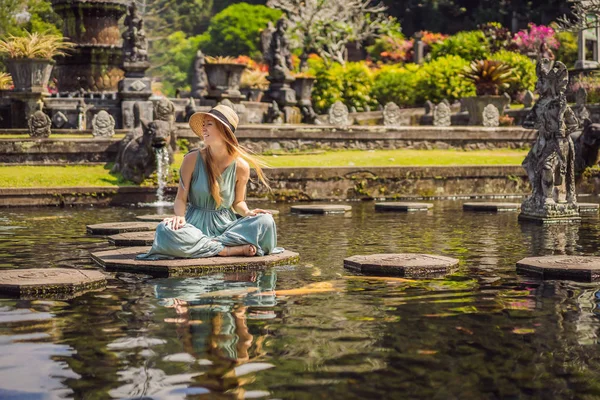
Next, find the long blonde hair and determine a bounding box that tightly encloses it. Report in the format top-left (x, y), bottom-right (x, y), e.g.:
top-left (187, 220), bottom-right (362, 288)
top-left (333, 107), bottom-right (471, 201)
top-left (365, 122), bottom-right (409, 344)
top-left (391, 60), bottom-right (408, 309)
top-left (203, 118), bottom-right (270, 207)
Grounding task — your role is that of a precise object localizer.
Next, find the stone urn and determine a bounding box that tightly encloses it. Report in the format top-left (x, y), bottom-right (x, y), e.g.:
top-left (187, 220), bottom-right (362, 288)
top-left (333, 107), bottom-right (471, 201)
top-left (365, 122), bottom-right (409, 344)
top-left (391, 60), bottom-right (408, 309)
top-left (6, 59), bottom-right (54, 93)
top-left (291, 76), bottom-right (316, 107)
top-left (462, 95), bottom-right (510, 126)
top-left (204, 62), bottom-right (247, 102)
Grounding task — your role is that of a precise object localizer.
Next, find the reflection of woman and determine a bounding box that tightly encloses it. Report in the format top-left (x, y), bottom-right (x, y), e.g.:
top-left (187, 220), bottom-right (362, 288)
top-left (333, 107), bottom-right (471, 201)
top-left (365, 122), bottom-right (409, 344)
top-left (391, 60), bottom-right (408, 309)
top-left (137, 105), bottom-right (283, 260)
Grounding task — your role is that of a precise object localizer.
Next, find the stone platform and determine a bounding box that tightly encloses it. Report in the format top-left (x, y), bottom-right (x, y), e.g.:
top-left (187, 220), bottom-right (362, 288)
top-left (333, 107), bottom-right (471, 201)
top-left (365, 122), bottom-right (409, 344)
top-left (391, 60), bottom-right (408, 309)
top-left (516, 255), bottom-right (600, 282)
top-left (87, 222), bottom-right (158, 235)
top-left (91, 247), bottom-right (300, 277)
top-left (0, 268), bottom-right (106, 299)
top-left (136, 214), bottom-right (172, 222)
top-left (291, 204), bottom-right (351, 214)
top-left (579, 203), bottom-right (599, 214)
top-left (375, 202), bottom-right (433, 211)
top-left (108, 231), bottom-right (155, 246)
top-left (463, 202), bottom-right (520, 212)
top-left (344, 253), bottom-right (459, 278)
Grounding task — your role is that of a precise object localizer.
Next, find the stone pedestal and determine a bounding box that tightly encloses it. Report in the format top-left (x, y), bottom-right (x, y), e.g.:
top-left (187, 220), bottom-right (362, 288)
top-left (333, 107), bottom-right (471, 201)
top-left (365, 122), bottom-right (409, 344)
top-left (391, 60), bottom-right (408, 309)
top-left (264, 81), bottom-right (297, 108)
top-left (10, 92), bottom-right (46, 129)
top-left (518, 201), bottom-right (581, 224)
top-left (462, 95), bottom-right (509, 125)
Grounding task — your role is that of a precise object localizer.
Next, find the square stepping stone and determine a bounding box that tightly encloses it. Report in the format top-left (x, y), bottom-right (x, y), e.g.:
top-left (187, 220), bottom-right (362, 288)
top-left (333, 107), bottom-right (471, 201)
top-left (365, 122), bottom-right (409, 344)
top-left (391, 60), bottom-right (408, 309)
top-left (291, 205), bottom-right (351, 214)
top-left (375, 202), bottom-right (433, 212)
top-left (344, 253), bottom-right (459, 278)
top-left (516, 256), bottom-right (600, 282)
top-left (108, 231), bottom-right (155, 246)
top-left (0, 268), bottom-right (106, 299)
top-left (135, 214), bottom-right (173, 222)
top-left (579, 203), bottom-right (599, 214)
top-left (87, 222), bottom-right (158, 235)
top-left (463, 202), bottom-right (520, 212)
top-left (91, 247), bottom-right (300, 277)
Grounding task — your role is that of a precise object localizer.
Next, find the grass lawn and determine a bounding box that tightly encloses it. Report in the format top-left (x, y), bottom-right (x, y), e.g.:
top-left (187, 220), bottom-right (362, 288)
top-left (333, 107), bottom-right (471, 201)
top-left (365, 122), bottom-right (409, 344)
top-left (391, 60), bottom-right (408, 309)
top-left (1, 149), bottom-right (528, 188)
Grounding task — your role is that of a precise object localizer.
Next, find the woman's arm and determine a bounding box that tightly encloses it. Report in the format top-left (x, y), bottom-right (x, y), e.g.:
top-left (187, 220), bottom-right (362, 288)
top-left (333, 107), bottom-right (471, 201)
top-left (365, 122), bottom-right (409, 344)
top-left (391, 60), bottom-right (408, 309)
top-left (167, 150), bottom-right (197, 229)
top-left (232, 158), bottom-right (270, 217)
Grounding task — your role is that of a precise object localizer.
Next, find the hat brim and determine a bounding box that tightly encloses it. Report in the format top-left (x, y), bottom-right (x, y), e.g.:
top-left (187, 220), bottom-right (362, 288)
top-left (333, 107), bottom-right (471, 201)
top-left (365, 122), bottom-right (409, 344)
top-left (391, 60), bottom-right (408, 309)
top-left (189, 111), bottom-right (235, 138)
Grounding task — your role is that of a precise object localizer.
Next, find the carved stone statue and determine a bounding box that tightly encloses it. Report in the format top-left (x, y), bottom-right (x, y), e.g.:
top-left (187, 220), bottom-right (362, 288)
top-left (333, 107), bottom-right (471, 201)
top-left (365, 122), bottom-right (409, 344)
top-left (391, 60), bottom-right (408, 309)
top-left (522, 90), bottom-right (534, 108)
top-left (122, 2), bottom-right (148, 63)
top-left (92, 110), bottom-right (115, 137)
top-left (482, 104), bottom-right (499, 127)
top-left (301, 105), bottom-right (321, 125)
top-left (191, 50), bottom-right (208, 98)
top-left (265, 101), bottom-right (284, 124)
top-left (433, 102), bottom-right (451, 126)
top-left (185, 98), bottom-right (198, 122)
top-left (329, 101), bottom-right (350, 126)
top-left (263, 17), bottom-right (293, 83)
top-left (28, 111), bottom-right (51, 137)
top-left (520, 59), bottom-right (580, 222)
top-left (383, 102), bottom-right (402, 127)
top-left (154, 98), bottom-right (175, 123)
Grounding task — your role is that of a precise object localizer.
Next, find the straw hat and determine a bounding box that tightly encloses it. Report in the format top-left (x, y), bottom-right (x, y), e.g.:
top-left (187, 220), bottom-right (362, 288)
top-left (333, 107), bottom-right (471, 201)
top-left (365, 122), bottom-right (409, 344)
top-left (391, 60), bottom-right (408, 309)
top-left (189, 104), bottom-right (239, 138)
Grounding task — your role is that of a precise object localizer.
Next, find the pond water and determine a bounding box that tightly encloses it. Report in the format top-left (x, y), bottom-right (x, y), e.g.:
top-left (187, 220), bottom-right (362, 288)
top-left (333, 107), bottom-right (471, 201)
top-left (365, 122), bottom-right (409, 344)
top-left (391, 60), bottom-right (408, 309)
top-left (1, 200), bottom-right (600, 399)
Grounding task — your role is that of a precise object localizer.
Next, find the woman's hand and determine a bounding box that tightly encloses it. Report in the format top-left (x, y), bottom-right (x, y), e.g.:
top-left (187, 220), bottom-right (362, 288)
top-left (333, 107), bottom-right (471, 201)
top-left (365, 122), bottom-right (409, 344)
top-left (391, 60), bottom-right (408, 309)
top-left (164, 215), bottom-right (186, 230)
top-left (245, 209), bottom-right (271, 217)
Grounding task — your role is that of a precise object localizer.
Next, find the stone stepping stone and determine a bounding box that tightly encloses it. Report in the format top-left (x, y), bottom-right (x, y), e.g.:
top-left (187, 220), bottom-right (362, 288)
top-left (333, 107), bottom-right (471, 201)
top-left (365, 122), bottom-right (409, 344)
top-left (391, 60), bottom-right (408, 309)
top-left (136, 214), bottom-right (172, 222)
top-left (579, 203), bottom-right (599, 214)
top-left (344, 253), bottom-right (459, 278)
top-left (516, 255), bottom-right (600, 282)
top-left (375, 202), bottom-right (433, 212)
top-left (108, 231), bottom-right (155, 246)
top-left (0, 268), bottom-right (106, 299)
top-left (87, 222), bottom-right (158, 235)
top-left (463, 202), bottom-right (520, 212)
top-left (291, 204), bottom-right (351, 214)
top-left (91, 247), bottom-right (300, 277)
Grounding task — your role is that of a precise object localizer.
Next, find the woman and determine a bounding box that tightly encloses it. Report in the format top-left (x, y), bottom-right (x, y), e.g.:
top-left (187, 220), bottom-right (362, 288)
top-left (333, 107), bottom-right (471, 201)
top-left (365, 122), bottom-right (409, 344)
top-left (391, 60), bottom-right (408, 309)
top-left (137, 104), bottom-right (281, 260)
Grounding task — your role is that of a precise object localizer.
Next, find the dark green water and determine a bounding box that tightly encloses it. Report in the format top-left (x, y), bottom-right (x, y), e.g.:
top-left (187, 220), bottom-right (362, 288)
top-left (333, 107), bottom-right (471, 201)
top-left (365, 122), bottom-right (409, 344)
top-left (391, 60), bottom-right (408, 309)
top-left (1, 200), bottom-right (600, 399)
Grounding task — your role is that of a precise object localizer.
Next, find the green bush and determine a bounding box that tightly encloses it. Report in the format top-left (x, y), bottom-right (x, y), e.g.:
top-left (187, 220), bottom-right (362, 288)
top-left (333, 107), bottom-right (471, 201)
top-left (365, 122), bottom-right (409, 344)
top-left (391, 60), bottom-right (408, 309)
top-left (555, 31), bottom-right (578, 67)
top-left (429, 31), bottom-right (490, 61)
top-left (489, 50), bottom-right (536, 96)
top-left (311, 61), bottom-right (378, 114)
top-left (198, 3), bottom-right (282, 59)
top-left (372, 64), bottom-right (421, 106)
top-left (416, 55), bottom-right (475, 103)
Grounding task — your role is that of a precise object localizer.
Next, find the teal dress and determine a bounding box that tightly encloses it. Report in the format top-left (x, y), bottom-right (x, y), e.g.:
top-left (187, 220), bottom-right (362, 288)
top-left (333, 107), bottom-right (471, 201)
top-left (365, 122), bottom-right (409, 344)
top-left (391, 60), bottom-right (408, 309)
top-left (136, 150), bottom-right (282, 260)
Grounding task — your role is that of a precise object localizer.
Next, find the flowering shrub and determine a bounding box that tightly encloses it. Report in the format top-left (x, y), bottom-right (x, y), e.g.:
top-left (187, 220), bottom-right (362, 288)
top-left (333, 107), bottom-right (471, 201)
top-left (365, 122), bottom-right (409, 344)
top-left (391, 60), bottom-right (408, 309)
top-left (478, 22), bottom-right (516, 53)
top-left (429, 31), bottom-right (490, 61)
top-left (513, 23), bottom-right (559, 55)
top-left (367, 31), bottom-right (447, 64)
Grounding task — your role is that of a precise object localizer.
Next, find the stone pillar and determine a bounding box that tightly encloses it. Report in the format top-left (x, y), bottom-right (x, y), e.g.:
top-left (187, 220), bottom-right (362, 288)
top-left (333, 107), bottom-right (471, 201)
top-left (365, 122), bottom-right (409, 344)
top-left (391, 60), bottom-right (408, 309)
top-left (413, 32), bottom-right (424, 65)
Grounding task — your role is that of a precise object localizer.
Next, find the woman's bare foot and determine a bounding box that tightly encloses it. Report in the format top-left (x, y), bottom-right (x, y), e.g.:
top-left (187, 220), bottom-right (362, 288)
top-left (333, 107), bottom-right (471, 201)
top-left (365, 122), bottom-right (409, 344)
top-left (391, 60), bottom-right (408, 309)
top-left (218, 244), bottom-right (257, 257)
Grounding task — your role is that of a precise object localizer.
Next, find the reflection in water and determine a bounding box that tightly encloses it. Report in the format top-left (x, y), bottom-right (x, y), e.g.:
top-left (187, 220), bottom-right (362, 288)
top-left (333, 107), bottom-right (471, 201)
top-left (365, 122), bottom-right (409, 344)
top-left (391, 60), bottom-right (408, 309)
top-left (1, 202), bottom-right (600, 398)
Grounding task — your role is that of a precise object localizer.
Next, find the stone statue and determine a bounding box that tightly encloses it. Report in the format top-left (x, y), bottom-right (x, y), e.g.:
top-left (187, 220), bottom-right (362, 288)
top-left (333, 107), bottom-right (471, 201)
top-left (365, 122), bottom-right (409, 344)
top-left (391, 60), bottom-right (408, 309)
top-left (571, 119), bottom-right (600, 176)
top-left (28, 111), bottom-right (51, 137)
top-left (113, 119), bottom-right (176, 184)
top-left (191, 50), bottom-right (208, 98)
top-left (265, 101), bottom-right (284, 124)
top-left (520, 59), bottom-right (580, 222)
top-left (522, 90), bottom-right (534, 108)
top-left (92, 110), bottom-right (115, 137)
top-left (383, 102), bottom-right (402, 127)
top-left (263, 16), bottom-right (293, 83)
top-left (328, 101), bottom-right (350, 126)
top-left (482, 104), bottom-right (500, 127)
top-left (301, 105), bottom-right (321, 125)
top-left (154, 98), bottom-right (175, 123)
top-left (574, 87), bottom-right (590, 123)
top-left (433, 102), bottom-right (451, 126)
top-left (76, 99), bottom-right (88, 130)
top-left (185, 98), bottom-right (198, 122)
top-left (424, 100), bottom-right (434, 115)
top-left (122, 2), bottom-right (148, 63)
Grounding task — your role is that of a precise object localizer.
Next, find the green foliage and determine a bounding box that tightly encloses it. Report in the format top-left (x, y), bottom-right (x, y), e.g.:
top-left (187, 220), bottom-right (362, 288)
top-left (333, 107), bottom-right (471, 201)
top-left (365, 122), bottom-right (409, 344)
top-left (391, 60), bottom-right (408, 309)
top-left (144, 0), bottom-right (213, 36)
top-left (149, 32), bottom-right (204, 96)
top-left (311, 61), bottom-right (378, 114)
top-left (489, 50), bottom-right (536, 96)
top-left (429, 30), bottom-right (490, 61)
top-left (198, 3), bottom-right (282, 58)
top-left (555, 31), bottom-right (578, 67)
top-left (461, 59), bottom-right (516, 96)
top-left (415, 55), bottom-right (475, 103)
top-left (0, 0), bottom-right (62, 37)
top-left (372, 64), bottom-right (420, 106)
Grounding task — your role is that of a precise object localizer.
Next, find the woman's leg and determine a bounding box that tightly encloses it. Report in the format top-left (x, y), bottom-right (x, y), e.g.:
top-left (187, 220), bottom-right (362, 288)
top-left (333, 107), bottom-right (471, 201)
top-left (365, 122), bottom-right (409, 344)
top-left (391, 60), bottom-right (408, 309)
top-left (214, 214), bottom-right (278, 256)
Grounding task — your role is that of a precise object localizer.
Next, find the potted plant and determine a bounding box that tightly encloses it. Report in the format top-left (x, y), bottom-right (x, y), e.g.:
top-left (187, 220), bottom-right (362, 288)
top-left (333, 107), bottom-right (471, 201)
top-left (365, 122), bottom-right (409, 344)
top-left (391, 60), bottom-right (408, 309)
top-left (204, 55), bottom-right (249, 100)
top-left (240, 69), bottom-right (268, 102)
top-left (0, 32), bottom-right (73, 93)
top-left (460, 59), bottom-right (516, 125)
top-left (291, 71), bottom-right (316, 107)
